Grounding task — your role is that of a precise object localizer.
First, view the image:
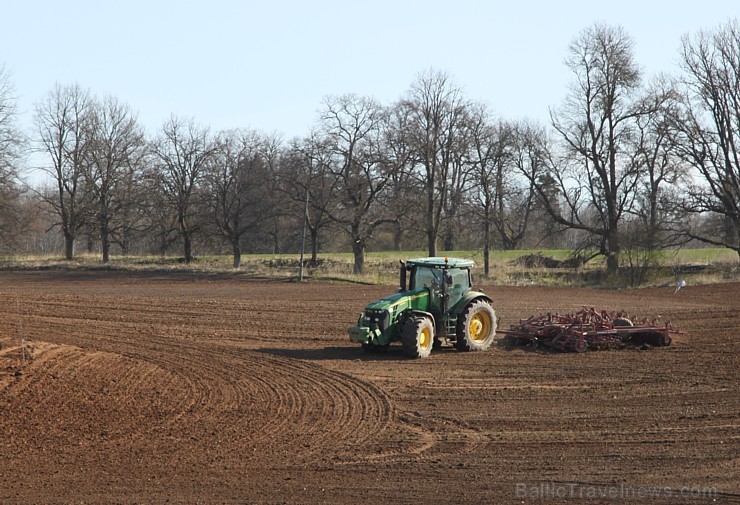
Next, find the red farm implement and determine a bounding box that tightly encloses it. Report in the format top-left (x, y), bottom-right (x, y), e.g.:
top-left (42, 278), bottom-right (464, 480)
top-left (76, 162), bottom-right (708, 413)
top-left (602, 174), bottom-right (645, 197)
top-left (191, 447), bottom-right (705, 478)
top-left (505, 307), bottom-right (679, 352)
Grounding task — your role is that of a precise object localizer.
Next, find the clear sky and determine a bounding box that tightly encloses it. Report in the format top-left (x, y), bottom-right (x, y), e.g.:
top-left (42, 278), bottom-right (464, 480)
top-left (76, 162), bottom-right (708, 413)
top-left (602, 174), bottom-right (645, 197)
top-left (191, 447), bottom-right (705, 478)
top-left (2, 0), bottom-right (737, 141)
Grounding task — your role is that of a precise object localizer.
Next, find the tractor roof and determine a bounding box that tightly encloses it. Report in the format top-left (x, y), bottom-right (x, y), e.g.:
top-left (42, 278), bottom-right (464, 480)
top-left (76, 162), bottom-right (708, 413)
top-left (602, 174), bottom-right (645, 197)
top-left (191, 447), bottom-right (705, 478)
top-left (406, 257), bottom-right (474, 269)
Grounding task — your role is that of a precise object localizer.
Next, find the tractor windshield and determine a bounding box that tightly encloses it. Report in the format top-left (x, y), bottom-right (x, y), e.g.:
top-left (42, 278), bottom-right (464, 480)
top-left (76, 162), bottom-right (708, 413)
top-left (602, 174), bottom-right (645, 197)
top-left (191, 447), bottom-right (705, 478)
top-left (412, 267), bottom-right (444, 291)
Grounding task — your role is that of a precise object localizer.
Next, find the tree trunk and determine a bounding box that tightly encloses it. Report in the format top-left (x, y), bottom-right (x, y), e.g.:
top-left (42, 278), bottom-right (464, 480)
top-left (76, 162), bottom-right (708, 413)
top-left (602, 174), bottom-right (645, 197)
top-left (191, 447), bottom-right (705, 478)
top-left (64, 233), bottom-right (75, 261)
top-left (271, 220), bottom-right (281, 255)
top-left (232, 241), bottom-right (241, 269)
top-left (606, 225), bottom-right (620, 276)
top-left (180, 211), bottom-right (193, 263)
top-left (443, 226), bottom-right (455, 251)
top-left (427, 173), bottom-right (437, 257)
top-left (647, 187), bottom-right (659, 251)
top-left (606, 251), bottom-right (619, 276)
top-left (101, 233), bottom-right (110, 264)
top-left (183, 232), bottom-right (193, 263)
top-left (101, 216), bottom-right (110, 264)
top-left (159, 232), bottom-right (168, 256)
top-left (393, 222), bottom-right (403, 252)
top-left (483, 203), bottom-right (491, 278)
top-left (352, 235), bottom-right (365, 274)
top-left (310, 227), bottom-right (319, 266)
top-left (427, 231), bottom-right (437, 257)
top-left (121, 231), bottom-right (130, 256)
top-left (120, 204), bottom-right (131, 256)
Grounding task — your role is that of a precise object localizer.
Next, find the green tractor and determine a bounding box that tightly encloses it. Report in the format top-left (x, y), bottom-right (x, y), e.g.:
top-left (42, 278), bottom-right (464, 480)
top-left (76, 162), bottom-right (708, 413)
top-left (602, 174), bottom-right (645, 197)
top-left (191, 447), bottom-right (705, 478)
top-left (348, 257), bottom-right (497, 358)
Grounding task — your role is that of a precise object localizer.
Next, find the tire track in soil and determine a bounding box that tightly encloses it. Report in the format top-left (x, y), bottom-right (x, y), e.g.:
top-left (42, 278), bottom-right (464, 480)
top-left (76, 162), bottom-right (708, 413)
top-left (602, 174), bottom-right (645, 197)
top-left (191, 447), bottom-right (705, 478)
top-left (1, 291), bottom-right (410, 467)
top-left (130, 340), bottom-right (402, 464)
top-left (0, 342), bottom-right (196, 462)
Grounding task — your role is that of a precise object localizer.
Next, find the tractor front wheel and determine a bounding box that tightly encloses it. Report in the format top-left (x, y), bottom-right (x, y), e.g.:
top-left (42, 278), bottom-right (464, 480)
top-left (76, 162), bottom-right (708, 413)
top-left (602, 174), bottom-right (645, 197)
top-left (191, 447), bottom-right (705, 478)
top-left (402, 317), bottom-right (435, 358)
top-left (455, 300), bottom-right (497, 352)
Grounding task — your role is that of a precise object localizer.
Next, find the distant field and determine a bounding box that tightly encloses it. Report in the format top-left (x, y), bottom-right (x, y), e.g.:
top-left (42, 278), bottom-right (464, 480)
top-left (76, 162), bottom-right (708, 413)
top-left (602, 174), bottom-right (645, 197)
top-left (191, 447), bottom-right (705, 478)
top-left (368, 248), bottom-right (739, 264)
top-left (4, 247), bottom-right (736, 264)
top-left (1, 248), bottom-right (737, 287)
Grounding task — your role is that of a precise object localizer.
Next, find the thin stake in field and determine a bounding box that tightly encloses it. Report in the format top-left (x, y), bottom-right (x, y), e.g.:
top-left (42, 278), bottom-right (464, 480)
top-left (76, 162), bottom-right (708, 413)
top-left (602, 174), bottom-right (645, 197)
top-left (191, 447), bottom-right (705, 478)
top-left (16, 291), bottom-right (25, 367)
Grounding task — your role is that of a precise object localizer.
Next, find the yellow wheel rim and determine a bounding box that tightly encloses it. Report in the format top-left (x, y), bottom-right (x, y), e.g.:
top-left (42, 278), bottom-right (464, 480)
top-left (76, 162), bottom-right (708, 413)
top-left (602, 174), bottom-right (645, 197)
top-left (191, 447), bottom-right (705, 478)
top-left (470, 312), bottom-right (491, 342)
top-left (419, 326), bottom-right (432, 350)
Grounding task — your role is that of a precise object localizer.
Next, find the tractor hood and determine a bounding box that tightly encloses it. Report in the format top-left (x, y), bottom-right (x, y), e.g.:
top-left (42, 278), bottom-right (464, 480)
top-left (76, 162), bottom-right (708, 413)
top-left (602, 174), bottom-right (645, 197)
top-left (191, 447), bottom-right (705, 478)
top-left (364, 288), bottom-right (430, 315)
top-left (350, 288), bottom-right (431, 346)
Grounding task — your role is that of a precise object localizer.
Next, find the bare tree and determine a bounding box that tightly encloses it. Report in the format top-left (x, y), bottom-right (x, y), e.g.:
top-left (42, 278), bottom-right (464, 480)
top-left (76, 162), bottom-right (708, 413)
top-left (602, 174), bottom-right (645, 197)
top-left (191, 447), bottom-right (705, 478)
top-left (629, 78), bottom-right (687, 249)
top-left (509, 121), bottom-right (556, 249)
top-left (0, 63), bottom-right (26, 251)
top-left (86, 96), bottom-right (146, 263)
top-left (468, 108), bottom-right (547, 276)
top-left (206, 129), bottom-right (271, 268)
top-left (278, 133), bottom-right (336, 265)
top-left (673, 19), bottom-right (740, 261)
top-left (141, 173), bottom-right (179, 256)
top-left (542, 24), bottom-right (646, 275)
top-left (468, 105), bottom-right (514, 276)
top-left (252, 132), bottom-right (284, 254)
top-left (149, 116), bottom-right (214, 263)
top-left (401, 69), bottom-right (470, 256)
top-left (383, 103), bottom-right (421, 251)
top-left (114, 147), bottom-right (149, 255)
top-left (441, 128), bottom-right (474, 251)
top-left (34, 83), bottom-right (94, 260)
top-left (319, 94), bottom-right (392, 274)
top-left (0, 64), bottom-right (21, 183)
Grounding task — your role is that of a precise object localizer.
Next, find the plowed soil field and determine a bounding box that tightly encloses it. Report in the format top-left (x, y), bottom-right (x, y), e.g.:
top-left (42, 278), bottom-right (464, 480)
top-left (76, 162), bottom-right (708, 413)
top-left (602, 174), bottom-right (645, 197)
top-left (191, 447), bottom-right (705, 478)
top-left (0, 271), bottom-right (737, 504)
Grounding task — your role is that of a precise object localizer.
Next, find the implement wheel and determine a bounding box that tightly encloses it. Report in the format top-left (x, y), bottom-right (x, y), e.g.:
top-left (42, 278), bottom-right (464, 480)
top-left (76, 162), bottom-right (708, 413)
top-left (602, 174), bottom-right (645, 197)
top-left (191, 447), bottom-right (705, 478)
top-left (402, 317), bottom-right (435, 358)
top-left (455, 300), bottom-right (497, 352)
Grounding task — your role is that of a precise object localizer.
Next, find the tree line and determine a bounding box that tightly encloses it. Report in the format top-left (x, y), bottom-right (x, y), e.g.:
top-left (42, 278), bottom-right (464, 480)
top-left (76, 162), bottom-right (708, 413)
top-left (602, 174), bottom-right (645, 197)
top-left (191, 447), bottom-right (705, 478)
top-left (0, 20), bottom-right (738, 275)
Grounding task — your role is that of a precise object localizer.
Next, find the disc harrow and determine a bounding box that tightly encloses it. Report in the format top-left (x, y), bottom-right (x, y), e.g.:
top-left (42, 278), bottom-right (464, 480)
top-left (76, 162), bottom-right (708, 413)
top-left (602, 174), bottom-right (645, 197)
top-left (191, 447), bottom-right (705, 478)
top-left (505, 307), bottom-right (678, 352)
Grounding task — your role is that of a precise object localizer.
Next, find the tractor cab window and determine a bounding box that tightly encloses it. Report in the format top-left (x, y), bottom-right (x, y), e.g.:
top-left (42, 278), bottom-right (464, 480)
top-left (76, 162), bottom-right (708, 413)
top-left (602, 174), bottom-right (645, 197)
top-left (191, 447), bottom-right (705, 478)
top-left (411, 267), bottom-right (444, 291)
top-left (448, 268), bottom-right (471, 291)
top-left (447, 268), bottom-right (472, 302)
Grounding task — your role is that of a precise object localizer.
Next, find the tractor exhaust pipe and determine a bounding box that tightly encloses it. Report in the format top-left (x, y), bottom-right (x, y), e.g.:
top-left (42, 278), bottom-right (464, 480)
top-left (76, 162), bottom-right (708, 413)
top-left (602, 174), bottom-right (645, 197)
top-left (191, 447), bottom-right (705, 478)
top-left (399, 260), bottom-right (407, 292)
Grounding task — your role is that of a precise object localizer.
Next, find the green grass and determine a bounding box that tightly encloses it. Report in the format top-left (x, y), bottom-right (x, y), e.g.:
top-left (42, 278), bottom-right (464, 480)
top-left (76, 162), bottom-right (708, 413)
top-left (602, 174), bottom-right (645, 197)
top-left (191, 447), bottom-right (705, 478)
top-left (1, 248), bottom-right (736, 287)
top-left (659, 248), bottom-right (738, 264)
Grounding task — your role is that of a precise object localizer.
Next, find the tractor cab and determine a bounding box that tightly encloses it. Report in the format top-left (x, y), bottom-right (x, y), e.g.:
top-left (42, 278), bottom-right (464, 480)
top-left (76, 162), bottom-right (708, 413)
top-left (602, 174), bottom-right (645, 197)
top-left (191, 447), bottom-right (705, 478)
top-left (401, 257), bottom-right (473, 314)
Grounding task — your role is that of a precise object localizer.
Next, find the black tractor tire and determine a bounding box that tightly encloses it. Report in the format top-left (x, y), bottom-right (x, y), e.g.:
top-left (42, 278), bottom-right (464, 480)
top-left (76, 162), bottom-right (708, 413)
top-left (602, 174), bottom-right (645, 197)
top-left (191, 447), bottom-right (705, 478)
top-left (402, 317), bottom-right (435, 358)
top-left (455, 299), bottom-right (497, 352)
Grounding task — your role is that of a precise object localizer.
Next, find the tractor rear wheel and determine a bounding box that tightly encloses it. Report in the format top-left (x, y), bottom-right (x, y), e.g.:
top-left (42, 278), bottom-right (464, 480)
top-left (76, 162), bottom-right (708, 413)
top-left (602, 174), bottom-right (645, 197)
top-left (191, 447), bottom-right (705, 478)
top-left (455, 300), bottom-right (497, 352)
top-left (402, 317), bottom-right (435, 358)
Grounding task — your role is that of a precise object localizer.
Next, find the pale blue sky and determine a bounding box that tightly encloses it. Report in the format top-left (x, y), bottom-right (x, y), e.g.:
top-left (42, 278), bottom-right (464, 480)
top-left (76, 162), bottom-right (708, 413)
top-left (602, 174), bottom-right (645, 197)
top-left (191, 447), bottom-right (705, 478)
top-left (2, 0), bottom-right (737, 141)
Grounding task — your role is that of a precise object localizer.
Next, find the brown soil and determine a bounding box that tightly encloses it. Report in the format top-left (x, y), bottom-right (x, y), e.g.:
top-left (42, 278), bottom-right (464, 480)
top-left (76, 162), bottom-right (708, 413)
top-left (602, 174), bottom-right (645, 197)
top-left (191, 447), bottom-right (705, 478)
top-left (0, 271), bottom-right (737, 504)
